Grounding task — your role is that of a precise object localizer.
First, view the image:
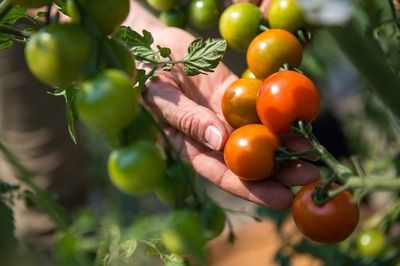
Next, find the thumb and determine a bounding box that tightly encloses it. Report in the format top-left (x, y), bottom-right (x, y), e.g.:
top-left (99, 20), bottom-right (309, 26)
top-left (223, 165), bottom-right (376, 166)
top-left (144, 77), bottom-right (229, 151)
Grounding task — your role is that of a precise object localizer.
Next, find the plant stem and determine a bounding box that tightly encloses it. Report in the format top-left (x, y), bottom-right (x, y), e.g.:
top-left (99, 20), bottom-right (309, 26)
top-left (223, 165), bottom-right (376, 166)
top-left (0, 140), bottom-right (69, 231)
top-left (0, 25), bottom-right (30, 39)
top-left (0, 0), bottom-right (12, 21)
top-left (275, 147), bottom-right (319, 162)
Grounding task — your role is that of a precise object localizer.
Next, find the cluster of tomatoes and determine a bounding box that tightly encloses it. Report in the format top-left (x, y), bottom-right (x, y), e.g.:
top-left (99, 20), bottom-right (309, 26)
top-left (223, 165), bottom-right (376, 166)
top-left (145, 0), bottom-right (219, 30)
top-left (219, 1), bottom-right (360, 244)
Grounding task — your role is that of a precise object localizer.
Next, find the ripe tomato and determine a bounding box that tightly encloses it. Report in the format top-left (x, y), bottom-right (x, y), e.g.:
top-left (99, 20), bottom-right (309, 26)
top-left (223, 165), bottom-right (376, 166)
top-left (246, 29), bottom-right (303, 79)
top-left (256, 70), bottom-right (320, 133)
top-left (355, 229), bottom-right (387, 257)
top-left (189, 0), bottom-right (219, 30)
top-left (159, 8), bottom-right (188, 28)
top-left (76, 69), bottom-right (139, 132)
top-left (201, 201), bottom-right (226, 240)
top-left (10, 0), bottom-right (52, 8)
top-left (219, 3), bottom-right (264, 52)
top-left (67, 0), bottom-right (130, 35)
top-left (25, 24), bottom-right (92, 87)
top-left (162, 210), bottom-right (206, 258)
top-left (224, 124), bottom-right (281, 181)
top-left (222, 78), bottom-right (262, 129)
top-left (105, 38), bottom-right (137, 80)
top-left (292, 181), bottom-right (359, 244)
top-left (241, 68), bottom-right (256, 79)
top-left (268, 0), bottom-right (305, 32)
top-left (147, 0), bottom-right (176, 12)
top-left (108, 140), bottom-right (166, 195)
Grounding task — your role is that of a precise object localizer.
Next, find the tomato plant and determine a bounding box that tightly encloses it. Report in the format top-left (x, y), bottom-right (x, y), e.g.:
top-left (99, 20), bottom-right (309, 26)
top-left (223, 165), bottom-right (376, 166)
top-left (292, 181), bottom-right (360, 244)
top-left (25, 23), bottom-right (92, 87)
top-left (75, 69), bottom-right (139, 133)
top-left (189, 0), bottom-right (219, 30)
top-left (105, 37), bottom-right (136, 79)
top-left (107, 140), bottom-right (166, 195)
top-left (224, 124), bottom-right (281, 181)
top-left (246, 29), bottom-right (303, 79)
top-left (221, 78), bottom-right (262, 128)
top-left (146, 0), bottom-right (176, 12)
top-left (219, 2), bottom-right (264, 52)
top-left (200, 200), bottom-right (226, 240)
top-left (256, 70), bottom-right (320, 133)
top-left (355, 229), bottom-right (387, 258)
top-left (10, 0), bottom-right (52, 8)
top-left (268, 0), bottom-right (305, 32)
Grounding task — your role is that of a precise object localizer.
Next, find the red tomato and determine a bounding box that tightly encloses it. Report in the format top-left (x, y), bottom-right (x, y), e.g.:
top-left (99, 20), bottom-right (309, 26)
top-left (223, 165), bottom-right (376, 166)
top-left (246, 29), bottom-right (303, 80)
top-left (222, 78), bottom-right (262, 129)
top-left (223, 124), bottom-right (281, 181)
top-left (256, 70), bottom-right (320, 133)
top-left (292, 181), bottom-right (360, 244)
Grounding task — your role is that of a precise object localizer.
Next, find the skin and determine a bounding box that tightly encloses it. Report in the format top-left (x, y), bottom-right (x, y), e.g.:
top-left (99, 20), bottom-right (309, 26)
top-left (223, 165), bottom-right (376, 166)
top-left (126, 2), bottom-right (319, 210)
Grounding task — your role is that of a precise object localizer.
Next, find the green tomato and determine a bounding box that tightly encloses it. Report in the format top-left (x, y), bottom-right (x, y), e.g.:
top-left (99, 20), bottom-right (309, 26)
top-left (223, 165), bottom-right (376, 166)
top-left (162, 210), bottom-right (206, 259)
top-left (108, 141), bottom-right (166, 195)
top-left (105, 38), bottom-right (137, 80)
top-left (241, 68), bottom-right (256, 79)
top-left (159, 8), bottom-right (188, 28)
top-left (201, 201), bottom-right (226, 240)
top-left (67, 0), bottom-right (130, 35)
top-left (125, 108), bottom-right (159, 143)
top-left (10, 0), bottom-right (52, 8)
top-left (268, 0), bottom-right (305, 32)
top-left (147, 0), bottom-right (177, 12)
top-left (189, 0), bottom-right (219, 30)
top-left (76, 69), bottom-right (139, 132)
top-left (355, 229), bottom-right (387, 258)
top-left (25, 24), bottom-right (92, 87)
top-left (219, 3), bottom-right (264, 52)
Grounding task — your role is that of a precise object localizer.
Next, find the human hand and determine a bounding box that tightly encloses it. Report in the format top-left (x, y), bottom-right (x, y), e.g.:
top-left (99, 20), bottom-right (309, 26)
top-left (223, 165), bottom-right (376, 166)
top-left (144, 27), bottom-right (319, 210)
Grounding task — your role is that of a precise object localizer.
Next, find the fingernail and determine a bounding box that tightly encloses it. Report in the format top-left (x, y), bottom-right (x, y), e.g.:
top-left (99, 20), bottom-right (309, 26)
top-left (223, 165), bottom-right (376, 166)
top-left (205, 125), bottom-right (223, 151)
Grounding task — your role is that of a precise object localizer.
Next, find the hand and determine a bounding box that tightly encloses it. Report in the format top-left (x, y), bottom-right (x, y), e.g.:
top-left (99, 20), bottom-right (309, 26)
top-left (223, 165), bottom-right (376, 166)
top-left (144, 27), bottom-right (319, 210)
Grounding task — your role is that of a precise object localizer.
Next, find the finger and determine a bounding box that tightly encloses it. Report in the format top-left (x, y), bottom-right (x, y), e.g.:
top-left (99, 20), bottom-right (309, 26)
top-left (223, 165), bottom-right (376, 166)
top-left (274, 160), bottom-right (320, 187)
top-left (260, 0), bottom-right (272, 15)
top-left (145, 75), bottom-right (229, 151)
top-left (280, 132), bottom-right (320, 161)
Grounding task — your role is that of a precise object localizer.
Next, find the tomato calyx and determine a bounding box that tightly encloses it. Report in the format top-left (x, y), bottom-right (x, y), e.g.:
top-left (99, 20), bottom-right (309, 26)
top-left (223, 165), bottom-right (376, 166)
top-left (279, 63), bottom-right (304, 73)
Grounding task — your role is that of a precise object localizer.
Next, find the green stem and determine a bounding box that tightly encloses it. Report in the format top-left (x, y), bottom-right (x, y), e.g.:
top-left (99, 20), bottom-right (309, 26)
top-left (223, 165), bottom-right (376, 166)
top-left (275, 147), bottom-right (319, 162)
top-left (0, 0), bottom-right (12, 21)
top-left (259, 24), bottom-right (269, 32)
top-left (0, 140), bottom-right (69, 231)
top-left (0, 25), bottom-right (30, 39)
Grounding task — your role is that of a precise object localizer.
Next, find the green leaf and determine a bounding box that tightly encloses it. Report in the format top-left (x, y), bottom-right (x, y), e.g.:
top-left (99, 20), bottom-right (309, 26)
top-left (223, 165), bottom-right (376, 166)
top-left (55, 0), bottom-right (68, 15)
top-left (0, 34), bottom-right (13, 50)
top-left (116, 27), bottom-right (157, 63)
top-left (158, 46), bottom-right (171, 58)
top-left (119, 239), bottom-right (138, 260)
top-left (0, 180), bottom-right (19, 193)
top-left (1, 5), bottom-right (27, 25)
top-left (183, 38), bottom-right (226, 76)
top-left (256, 206), bottom-right (288, 229)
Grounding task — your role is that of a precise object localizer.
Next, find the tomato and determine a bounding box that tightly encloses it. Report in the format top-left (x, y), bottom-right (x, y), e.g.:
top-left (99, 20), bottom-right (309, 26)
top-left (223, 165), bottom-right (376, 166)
top-left (224, 124), bottom-right (280, 181)
top-left (200, 201), bottom-right (226, 240)
top-left (222, 78), bottom-right (262, 129)
top-left (256, 70), bottom-right (320, 133)
top-left (147, 0), bottom-right (176, 12)
top-left (159, 8), bottom-right (188, 28)
top-left (268, 0), bottom-right (305, 32)
top-left (67, 0), bottom-right (130, 35)
top-left (10, 0), bottom-right (52, 8)
top-left (355, 229), bottom-right (387, 257)
top-left (25, 24), bottom-right (92, 87)
top-left (189, 0), bottom-right (219, 30)
top-left (292, 181), bottom-right (360, 244)
top-left (162, 210), bottom-right (206, 259)
top-left (105, 38), bottom-right (137, 80)
top-left (246, 29), bottom-right (303, 79)
top-left (219, 3), bottom-right (264, 52)
top-left (241, 68), bottom-right (256, 79)
top-left (76, 69), bottom-right (139, 132)
top-left (108, 140), bottom-right (166, 195)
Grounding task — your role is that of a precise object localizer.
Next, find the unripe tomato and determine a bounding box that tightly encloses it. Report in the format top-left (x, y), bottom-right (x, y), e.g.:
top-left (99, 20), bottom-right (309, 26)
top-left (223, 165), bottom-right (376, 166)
top-left (108, 141), bottom-right (166, 195)
top-left (67, 0), bottom-right (130, 35)
top-left (241, 68), bottom-right (256, 79)
top-left (76, 69), bottom-right (139, 132)
top-left (25, 24), bottom-right (92, 87)
top-left (292, 181), bottom-right (360, 244)
top-left (162, 210), bottom-right (206, 258)
top-left (224, 124), bottom-right (281, 181)
top-left (355, 229), bottom-right (387, 258)
top-left (11, 0), bottom-right (52, 8)
top-left (189, 0), bottom-right (219, 30)
top-left (105, 38), bottom-right (137, 80)
top-left (222, 78), bottom-right (262, 129)
top-left (256, 70), bottom-right (320, 133)
top-left (147, 0), bottom-right (177, 12)
top-left (268, 0), bottom-right (305, 32)
top-left (201, 201), bottom-right (226, 240)
top-left (247, 29), bottom-right (303, 79)
top-left (219, 3), bottom-right (264, 52)
top-left (159, 8), bottom-right (188, 28)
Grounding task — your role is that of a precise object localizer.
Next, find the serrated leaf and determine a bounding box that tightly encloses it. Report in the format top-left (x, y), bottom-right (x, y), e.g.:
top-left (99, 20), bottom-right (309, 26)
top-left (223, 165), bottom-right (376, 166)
top-left (183, 38), bottom-right (226, 76)
top-left (116, 27), bottom-right (157, 62)
top-left (1, 5), bottom-right (27, 25)
top-left (55, 0), bottom-right (68, 14)
top-left (119, 239), bottom-right (138, 260)
top-left (0, 35), bottom-right (13, 50)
